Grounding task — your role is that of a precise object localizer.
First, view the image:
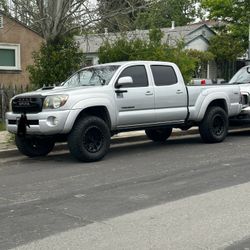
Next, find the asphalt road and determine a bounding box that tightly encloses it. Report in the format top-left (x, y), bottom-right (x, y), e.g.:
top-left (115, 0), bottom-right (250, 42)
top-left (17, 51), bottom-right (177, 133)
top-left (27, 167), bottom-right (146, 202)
top-left (1, 130), bottom-right (250, 249)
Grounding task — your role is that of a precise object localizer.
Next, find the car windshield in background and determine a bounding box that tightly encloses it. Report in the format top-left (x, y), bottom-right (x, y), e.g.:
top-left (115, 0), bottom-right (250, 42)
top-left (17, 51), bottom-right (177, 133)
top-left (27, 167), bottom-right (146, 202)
top-left (63, 65), bottom-right (120, 88)
top-left (229, 66), bottom-right (250, 84)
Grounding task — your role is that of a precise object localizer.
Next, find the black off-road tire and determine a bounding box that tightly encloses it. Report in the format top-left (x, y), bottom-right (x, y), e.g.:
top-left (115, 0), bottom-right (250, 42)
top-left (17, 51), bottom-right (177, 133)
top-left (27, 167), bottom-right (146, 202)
top-left (15, 135), bottom-right (55, 157)
top-left (199, 106), bottom-right (228, 143)
top-left (145, 127), bottom-right (172, 142)
top-left (68, 116), bottom-right (111, 162)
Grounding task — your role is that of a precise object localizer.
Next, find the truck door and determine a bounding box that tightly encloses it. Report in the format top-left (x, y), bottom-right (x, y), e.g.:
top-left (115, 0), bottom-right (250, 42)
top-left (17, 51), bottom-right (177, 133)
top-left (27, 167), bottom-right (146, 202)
top-left (150, 65), bottom-right (188, 123)
top-left (115, 65), bottom-right (155, 127)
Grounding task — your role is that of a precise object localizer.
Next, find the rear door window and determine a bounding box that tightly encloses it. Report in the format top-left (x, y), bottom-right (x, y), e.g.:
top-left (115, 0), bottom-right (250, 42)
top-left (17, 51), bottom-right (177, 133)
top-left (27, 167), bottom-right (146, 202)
top-left (151, 65), bottom-right (177, 86)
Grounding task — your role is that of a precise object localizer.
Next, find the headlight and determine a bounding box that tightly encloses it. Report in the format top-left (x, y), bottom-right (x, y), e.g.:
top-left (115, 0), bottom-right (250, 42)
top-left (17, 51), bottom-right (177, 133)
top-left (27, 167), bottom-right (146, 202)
top-left (43, 95), bottom-right (68, 109)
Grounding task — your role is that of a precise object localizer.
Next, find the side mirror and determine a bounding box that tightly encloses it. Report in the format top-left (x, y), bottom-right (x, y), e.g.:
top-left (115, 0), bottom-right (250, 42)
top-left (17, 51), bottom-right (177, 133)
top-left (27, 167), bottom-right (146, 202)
top-left (116, 76), bottom-right (133, 88)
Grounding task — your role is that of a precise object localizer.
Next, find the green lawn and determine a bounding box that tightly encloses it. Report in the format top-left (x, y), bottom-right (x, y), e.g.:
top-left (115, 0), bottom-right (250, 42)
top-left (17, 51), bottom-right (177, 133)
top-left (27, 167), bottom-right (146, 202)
top-left (0, 121), bottom-right (6, 131)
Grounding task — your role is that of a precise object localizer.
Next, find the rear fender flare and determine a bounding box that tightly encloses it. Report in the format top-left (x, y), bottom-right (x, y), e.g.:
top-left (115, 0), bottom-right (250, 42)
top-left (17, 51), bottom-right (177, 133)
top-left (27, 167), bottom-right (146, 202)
top-left (196, 93), bottom-right (229, 122)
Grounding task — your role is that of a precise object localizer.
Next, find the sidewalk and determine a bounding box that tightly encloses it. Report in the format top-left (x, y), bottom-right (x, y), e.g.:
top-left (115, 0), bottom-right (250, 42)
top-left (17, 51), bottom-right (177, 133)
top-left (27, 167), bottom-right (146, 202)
top-left (0, 131), bottom-right (15, 151)
top-left (1, 125), bottom-right (249, 159)
top-left (12, 181), bottom-right (250, 250)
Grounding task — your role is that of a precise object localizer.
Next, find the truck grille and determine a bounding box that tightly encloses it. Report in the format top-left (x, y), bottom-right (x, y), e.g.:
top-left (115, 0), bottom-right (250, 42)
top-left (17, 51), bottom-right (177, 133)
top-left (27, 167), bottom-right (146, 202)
top-left (12, 96), bottom-right (44, 114)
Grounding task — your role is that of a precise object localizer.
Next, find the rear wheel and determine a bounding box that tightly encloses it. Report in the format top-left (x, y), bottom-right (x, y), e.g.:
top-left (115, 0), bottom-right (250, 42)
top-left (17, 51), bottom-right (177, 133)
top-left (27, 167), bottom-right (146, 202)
top-left (199, 106), bottom-right (228, 143)
top-left (15, 135), bottom-right (55, 157)
top-left (145, 127), bottom-right (172, 142)
top-left (68, 116), bottom-right (110, 162)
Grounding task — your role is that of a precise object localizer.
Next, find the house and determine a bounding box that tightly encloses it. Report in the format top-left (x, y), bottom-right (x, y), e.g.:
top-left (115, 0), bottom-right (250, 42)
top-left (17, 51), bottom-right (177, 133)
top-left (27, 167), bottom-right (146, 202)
top-left (0, 11), bottom-right (44, 86)
top-left (75, 22), bottom-right (217, 79)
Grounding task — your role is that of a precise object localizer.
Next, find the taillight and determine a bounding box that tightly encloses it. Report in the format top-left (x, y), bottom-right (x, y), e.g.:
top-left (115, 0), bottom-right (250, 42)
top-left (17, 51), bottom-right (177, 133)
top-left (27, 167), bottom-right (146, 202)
top-left (201, 79), bottom-right (206, 85)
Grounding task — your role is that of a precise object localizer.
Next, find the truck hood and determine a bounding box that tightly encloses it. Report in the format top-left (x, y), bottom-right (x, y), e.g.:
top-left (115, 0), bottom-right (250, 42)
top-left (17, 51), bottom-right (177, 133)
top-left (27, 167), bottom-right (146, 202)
top-left (14, 85), bottom-right (107, 97)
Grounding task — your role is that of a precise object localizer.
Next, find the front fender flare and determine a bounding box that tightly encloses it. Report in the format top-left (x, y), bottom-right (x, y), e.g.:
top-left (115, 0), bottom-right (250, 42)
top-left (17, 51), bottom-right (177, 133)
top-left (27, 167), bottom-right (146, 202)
top-left (63, 98), bottom-right (116, 133)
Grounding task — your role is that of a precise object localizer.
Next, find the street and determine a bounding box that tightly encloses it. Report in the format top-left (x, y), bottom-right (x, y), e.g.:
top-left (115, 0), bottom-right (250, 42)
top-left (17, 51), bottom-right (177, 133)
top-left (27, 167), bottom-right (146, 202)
top-left (1, 130), bottom-right (250, 249)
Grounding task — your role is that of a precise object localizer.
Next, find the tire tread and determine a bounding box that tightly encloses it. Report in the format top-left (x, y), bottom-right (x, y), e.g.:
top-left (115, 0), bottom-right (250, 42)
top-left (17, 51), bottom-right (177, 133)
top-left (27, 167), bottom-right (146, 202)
top-left (68, 116), bottom-right (110, 162)
top-left (199, 106), bottom-right (228, 143)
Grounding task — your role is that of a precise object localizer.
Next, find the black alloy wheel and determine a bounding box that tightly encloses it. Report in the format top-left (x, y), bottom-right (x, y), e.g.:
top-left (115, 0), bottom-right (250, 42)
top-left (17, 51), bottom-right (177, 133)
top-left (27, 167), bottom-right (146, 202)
top-left (212, 114), bottom-right (225, 137)
top-left (83, 126), bottom-right (104, 153)
top-left (68, 116), bottom-right (111, 162)
top-left (199, 106), bottom-right (228, 143)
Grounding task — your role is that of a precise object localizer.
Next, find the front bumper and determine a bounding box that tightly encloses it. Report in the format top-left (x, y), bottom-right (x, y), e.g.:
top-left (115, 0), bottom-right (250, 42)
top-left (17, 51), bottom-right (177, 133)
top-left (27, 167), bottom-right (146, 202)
top-left (6, 110), bottom-right (71, 135)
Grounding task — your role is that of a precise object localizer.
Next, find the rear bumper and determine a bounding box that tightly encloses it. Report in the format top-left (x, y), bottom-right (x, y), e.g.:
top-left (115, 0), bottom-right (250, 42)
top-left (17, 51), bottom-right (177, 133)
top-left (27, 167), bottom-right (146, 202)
top-left (240, 106), bottom-right (250, 115)
top-left (230, 106), bottom-right (250, 121)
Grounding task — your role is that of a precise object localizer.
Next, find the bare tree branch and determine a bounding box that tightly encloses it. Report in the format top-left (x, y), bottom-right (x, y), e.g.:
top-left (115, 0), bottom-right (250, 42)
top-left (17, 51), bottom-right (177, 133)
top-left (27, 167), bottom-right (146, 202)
top-left (2, 0), bottom-right (151, 41)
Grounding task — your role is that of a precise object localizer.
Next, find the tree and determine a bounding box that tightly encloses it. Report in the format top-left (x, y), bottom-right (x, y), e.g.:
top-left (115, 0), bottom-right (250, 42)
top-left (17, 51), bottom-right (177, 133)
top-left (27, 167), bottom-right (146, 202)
top-left (187, 49), bottom-right (214, 78)
top-left (135, 0), bottom-right (202, 29)
top-left (201, 0), bottom-right (249, 79)
top-left (0, 0), bottom-right (9, 13)
top-left (0, 0), bottom-right (150, 87)
top-left (202, 0), bottom-right (249, 50)
top-left (209, 33), bottom-right (245, 62)
top-left (27, 35), bottom-right (84, 88)
top-left (96, 0), bottom-right (147, 32)
top-left (98, 29), bottom-right (208, 82)
top-left (0, 0), bottom-right (150, 42)
top-left (208, 30), bottom-right (246, 80)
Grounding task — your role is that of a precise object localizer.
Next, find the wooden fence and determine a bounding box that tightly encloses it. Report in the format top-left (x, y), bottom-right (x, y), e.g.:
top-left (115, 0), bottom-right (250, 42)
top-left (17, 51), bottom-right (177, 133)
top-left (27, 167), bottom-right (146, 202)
top-left (0, 84), bottom-right (30, 121)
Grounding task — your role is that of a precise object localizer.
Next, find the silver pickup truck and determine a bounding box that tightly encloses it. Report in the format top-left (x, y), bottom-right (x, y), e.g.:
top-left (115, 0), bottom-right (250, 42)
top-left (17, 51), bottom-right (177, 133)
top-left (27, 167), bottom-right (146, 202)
top-left (6, 61), bottom-right (242, 162)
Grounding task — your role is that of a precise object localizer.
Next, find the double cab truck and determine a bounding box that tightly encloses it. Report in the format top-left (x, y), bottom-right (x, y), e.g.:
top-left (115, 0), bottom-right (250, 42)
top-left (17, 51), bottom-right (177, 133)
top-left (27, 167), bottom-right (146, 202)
top-left (6, 61), bottom-right (242, 162)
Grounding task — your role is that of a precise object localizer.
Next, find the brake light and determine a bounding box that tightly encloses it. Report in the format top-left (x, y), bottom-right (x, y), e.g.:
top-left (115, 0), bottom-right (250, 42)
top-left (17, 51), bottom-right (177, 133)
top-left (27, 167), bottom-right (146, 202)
top-left (201, 79), bottom-right (206, 85)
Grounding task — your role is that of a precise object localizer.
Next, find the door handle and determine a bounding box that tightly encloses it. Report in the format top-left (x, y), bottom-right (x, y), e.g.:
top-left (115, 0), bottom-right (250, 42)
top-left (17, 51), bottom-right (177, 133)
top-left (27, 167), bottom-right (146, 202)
top-left (176, 90), bottom-right (183, 94)
top-left (145, 91), bottom-right (153, 96)
top-left (115, 89), bottom-right (128, 94)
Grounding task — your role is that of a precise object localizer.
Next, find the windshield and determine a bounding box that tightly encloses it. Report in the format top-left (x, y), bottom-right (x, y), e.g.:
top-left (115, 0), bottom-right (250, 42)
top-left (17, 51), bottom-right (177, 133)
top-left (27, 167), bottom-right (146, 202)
top-left (229, 66), bottom-right (250, 84)
top-left (63, 65), bottom-right (120, 88)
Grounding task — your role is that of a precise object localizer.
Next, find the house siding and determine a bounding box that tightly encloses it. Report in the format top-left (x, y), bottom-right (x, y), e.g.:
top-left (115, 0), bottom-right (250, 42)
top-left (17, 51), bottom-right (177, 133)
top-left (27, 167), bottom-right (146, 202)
top-left (76, 24), bottom-right (216, 69)
top-left (185, 37), bottom-right (209, 51)
top-left (0, 14), bottom-right (44, 86)
top-left (187, 27), bottom-right (215, 43)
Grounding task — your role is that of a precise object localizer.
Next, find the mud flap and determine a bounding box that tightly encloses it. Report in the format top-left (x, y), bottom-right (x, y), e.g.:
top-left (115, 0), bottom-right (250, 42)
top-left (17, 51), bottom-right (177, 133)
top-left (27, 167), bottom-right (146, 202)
top-left (17, 113), bottom-right (30, 136)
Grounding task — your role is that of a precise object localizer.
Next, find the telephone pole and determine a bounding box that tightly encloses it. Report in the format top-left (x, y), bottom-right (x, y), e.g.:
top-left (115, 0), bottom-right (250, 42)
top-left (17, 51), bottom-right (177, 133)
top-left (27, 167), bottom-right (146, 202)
top-left (248, 23), bottom-right (250, 65)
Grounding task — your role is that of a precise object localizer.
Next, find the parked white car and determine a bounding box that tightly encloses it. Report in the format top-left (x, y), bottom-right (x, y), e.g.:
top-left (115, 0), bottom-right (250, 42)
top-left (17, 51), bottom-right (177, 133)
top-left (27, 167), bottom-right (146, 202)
top-left (228, 65), bottom-right (250, 121)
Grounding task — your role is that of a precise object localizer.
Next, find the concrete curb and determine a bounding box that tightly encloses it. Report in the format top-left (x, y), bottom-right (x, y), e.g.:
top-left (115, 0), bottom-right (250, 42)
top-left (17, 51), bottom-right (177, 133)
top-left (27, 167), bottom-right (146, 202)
top-left (0, 126), bottom-right (249, 160)
top-left (0, 128), bottom-right (198, 159)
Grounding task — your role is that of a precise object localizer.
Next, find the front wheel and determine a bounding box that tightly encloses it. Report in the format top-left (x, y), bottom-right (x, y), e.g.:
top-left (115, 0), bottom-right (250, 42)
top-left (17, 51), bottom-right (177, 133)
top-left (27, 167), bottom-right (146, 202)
top-left (199, 106), bottom-right (228, 143)
top-left (145, 127), bottom-right (172, 142)
top-left (68, 116), bottom-right (111, 162)
top-left (15, 135), bottom-right (55, 157)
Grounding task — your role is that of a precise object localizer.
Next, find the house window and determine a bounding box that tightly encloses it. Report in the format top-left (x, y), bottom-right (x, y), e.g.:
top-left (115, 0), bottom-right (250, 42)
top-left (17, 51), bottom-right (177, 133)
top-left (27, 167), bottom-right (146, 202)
top-left (0, 15), bottom-right (3, 28)
top-left (0, 44), bottom-right (21, 70)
